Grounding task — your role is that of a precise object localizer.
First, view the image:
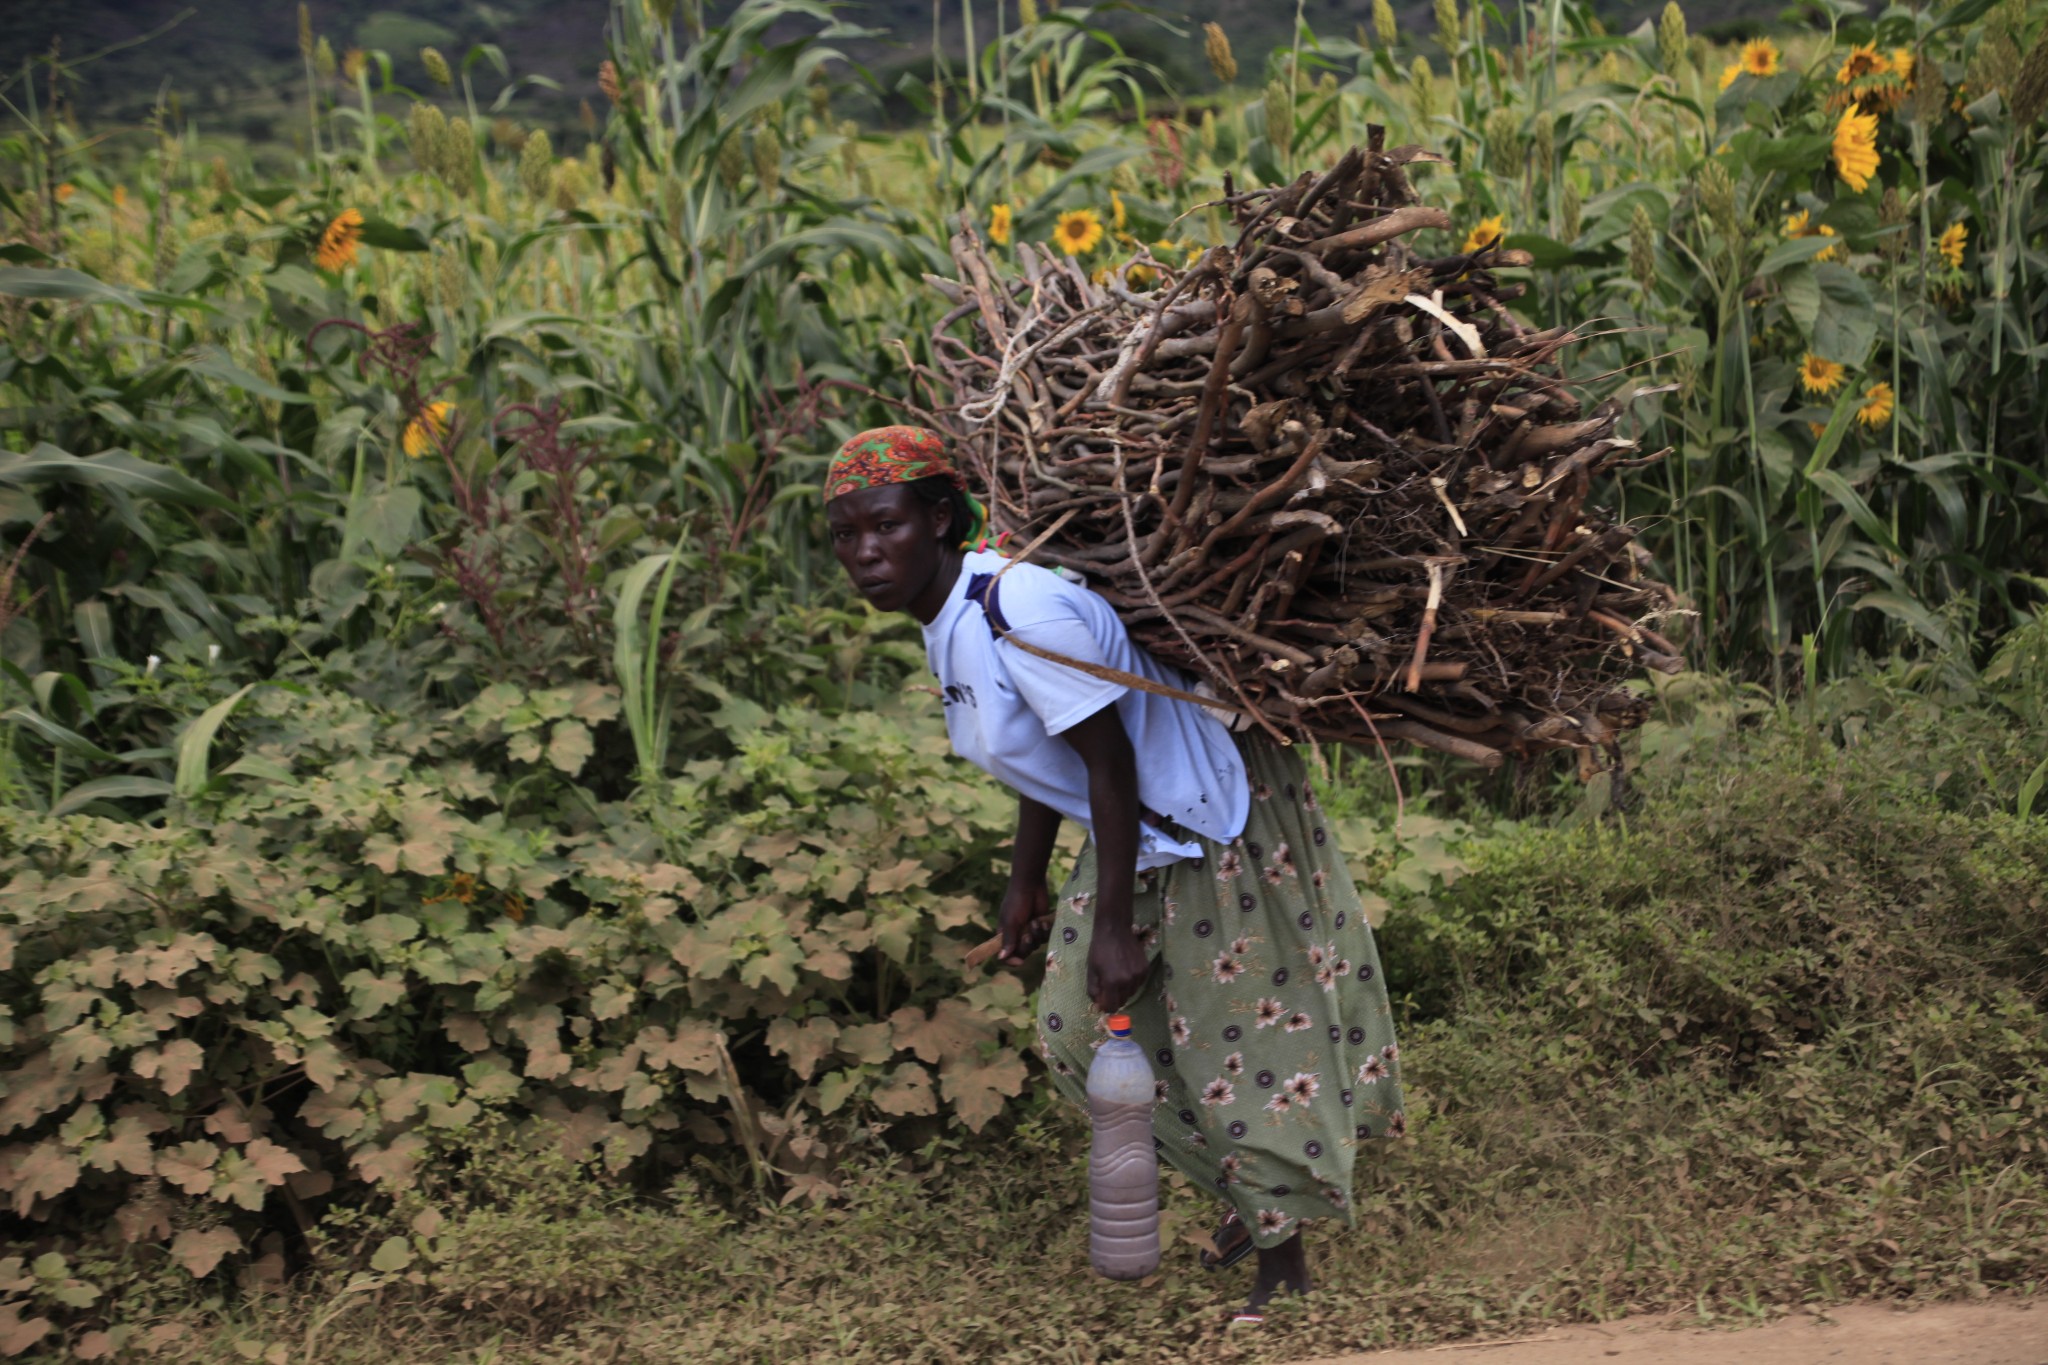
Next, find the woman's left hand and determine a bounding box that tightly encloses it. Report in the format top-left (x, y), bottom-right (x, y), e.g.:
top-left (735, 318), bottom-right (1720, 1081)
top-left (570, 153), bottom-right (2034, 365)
top-left (1086, 922), bottom-right (1151, 1014)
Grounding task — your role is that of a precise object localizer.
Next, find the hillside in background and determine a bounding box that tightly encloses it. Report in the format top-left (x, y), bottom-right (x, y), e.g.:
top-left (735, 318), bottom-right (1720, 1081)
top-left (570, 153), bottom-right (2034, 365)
top-left (8, 0), bottom-right (1782, 147)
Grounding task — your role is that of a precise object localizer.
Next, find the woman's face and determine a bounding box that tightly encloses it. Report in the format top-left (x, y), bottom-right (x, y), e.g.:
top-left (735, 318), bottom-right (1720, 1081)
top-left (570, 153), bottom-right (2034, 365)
top-left (826, 483), bottom-right (955, 620)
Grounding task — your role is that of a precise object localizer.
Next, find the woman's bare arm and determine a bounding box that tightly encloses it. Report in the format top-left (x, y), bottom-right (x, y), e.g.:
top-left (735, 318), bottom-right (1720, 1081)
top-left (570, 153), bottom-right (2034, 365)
top-left (1060, 702), bottom-right (1149, 1011)
top-left (997, 796), bottom-right (1062, 965)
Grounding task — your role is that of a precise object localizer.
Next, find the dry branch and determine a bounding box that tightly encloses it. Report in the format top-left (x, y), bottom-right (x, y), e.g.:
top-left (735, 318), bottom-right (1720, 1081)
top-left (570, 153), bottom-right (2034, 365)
top-left (927, 131), bottom-right (1680, 765)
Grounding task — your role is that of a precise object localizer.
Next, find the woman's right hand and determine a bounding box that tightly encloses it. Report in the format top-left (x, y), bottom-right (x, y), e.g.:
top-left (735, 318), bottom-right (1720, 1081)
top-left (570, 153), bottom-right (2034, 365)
top-left (997, 877), bottom-right (1052, 967)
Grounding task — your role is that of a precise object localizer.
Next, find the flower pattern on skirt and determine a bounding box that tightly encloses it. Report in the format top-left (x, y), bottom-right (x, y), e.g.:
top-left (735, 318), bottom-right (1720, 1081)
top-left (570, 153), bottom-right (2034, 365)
top-left (1034, 733), bottom-right (1406, 1250)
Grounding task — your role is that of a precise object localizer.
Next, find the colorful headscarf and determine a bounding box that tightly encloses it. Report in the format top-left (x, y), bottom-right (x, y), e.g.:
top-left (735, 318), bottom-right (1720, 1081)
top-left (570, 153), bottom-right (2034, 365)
top-left (824, 425), bottom-right (993, 549)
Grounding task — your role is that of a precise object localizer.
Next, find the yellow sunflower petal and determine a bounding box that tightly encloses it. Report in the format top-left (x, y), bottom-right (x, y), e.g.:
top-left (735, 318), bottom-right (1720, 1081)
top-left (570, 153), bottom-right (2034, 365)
top-left (1460, 214), bottom-right (1507, 254)
top-left (1831, 107), bottom-right (1881, 193)
top-left (1937, 221), bottom-right (1966, 268)
top-left (1799, 352), bottom-right (1847, 395)
top-left (1052, 208), bottom-right (1104, 256)
top-left (316, 207), bottom-right (366, 272)
top-left (402, 400), bottom-right (456, 458)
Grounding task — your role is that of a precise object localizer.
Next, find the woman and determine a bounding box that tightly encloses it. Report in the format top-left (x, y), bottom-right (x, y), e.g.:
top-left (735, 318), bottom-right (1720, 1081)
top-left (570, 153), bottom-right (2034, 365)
top-left (824, 426), bottom-right (1406, 1322)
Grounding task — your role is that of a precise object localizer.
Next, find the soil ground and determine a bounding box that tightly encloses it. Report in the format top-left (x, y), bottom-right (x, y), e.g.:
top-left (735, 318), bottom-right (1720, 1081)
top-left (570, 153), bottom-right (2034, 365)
top-left (1301, 1300), bottom-right (2046, 1365)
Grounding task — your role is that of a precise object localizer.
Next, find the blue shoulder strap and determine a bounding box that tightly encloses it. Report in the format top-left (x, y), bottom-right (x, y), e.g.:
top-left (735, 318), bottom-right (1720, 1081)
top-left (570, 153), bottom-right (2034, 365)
top-left (964, 572), bottom-right (1012, 640)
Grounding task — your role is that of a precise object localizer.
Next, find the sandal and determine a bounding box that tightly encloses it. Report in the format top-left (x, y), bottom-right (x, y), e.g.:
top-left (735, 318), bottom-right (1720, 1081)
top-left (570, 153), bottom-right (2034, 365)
top-left (1199, 1211), bottom-right (1256, 1271)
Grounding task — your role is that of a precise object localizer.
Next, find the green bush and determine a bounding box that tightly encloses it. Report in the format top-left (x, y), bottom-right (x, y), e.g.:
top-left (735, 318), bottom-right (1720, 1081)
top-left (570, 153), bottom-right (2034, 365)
top-left (0, 679), bottom-right (1031, 1346)
top-left (1376, 663), bottom-right (2048, 1035)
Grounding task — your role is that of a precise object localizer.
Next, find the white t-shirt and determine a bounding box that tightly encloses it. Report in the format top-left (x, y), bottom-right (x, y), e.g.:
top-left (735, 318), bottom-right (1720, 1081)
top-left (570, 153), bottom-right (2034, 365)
top-left (921, 549), bottom-right (1250, 871)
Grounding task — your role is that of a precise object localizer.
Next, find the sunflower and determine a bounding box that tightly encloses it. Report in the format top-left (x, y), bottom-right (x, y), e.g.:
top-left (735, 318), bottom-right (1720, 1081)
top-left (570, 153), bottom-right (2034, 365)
top-left (402, 400), bottom-right (455, 458)
top-left (1799, 352), bottom-right (1847, 395)
top-left (1461, 214), bottom-right (1507, 254)
top-left (1836, 43), bottom-right (1890, 85)
top-left (1937, 221), bottom-right (1967, 268)
top-left (1740, 38), bottom-right (1780, 78)
top-left (1890, 49), bottom-right (1914, 88)
top-left (54, 183), bottom-right (75, 204)
top-left (1052, 207), bottom-right (1104, 256)
top-left (1110, 189), bottom-right (1127, 231)
top-left (1855, 381), bottom-right (1895, 428)
top-left (988, 202), bottom-right (1013, 246)
top-left (316, 207), bottom-right (366, 272)
top-left (1831, 107), bottom-right (1881, 192)
top-left (1831, 42), bottom-right (1908, 114)
top-left (1782, 209), bottom-right (1843, 262)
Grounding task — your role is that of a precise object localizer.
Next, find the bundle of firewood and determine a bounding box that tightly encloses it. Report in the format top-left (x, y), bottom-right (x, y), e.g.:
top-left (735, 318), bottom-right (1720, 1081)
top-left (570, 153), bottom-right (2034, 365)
top-left (923, 131), bottom-right (1682, 769)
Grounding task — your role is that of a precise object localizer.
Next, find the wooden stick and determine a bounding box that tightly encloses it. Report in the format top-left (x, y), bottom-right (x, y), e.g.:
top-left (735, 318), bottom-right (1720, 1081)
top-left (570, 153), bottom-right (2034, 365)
top-left (1305, 204), bottom-right (1454, 255)
top-left (1405, 557), bottom-right (1457, 692)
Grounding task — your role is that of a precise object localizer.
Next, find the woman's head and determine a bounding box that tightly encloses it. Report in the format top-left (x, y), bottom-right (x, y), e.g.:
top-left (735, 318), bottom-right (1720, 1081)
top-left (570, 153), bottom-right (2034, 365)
top-left (823, 427), bottom-right (986, 620)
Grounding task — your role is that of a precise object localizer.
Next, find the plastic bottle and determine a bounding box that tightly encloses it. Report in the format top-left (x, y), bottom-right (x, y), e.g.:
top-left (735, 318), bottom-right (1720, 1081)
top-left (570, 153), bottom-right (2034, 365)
top-left (1087, 1012), bottom-right (1161, 1279)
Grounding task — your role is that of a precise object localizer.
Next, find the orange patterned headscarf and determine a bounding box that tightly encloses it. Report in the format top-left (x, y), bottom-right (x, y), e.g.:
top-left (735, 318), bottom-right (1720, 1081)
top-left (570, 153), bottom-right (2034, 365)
top-left (824, 425), bottom-right (990, 548)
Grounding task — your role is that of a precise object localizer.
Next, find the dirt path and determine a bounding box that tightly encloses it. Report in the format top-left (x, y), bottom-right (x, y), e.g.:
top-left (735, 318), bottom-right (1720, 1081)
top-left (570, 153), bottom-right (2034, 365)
top-left (1299, 1299), bottom-right (2045, 1365)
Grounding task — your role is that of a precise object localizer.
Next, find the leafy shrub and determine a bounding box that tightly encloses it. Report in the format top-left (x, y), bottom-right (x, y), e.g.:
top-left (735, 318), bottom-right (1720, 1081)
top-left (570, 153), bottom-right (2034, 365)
top-left (1380, 669), bottom-right (2048, 1036)
top-left (0, 679), bottom-right (1031, 1345)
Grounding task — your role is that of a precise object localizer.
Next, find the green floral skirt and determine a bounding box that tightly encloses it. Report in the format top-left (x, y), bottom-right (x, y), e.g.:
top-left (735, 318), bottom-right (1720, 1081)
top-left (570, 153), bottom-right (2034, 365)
top-left (1034, 732), bottom-right (1406, 1249)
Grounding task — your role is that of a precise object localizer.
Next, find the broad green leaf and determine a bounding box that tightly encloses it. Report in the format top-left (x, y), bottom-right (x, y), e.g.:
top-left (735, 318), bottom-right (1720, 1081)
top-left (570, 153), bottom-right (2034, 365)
top-left (939, 1051), bottom-right (1027, 1133)
top-left (72, 600), bottom-right (117, 687)
top-left (871, 1062), bottom-right (937, 1117)
top-left (0, 267), bottom-right (139, 307)
top-left (3, 708), bottom-right (120, 763)
top-left (348, 486), bottom-right (423, 559)
top-left (1802, 389), bottom-right (1860, 477)
top-left (170, 1227), bottom-right (242, 1278)
top-left (1504, 232), bottom-right (1606, 268)
top-left (175, 685), bottom-right (260, 798)
top-left (1809, 264), bottom-right (1876, 364)
top-left (220, 753), bottom-right (295, 783)
top-left (1755, 427), bottom-right (1797, 509)
top-left (1850, 589), bottom-right (1952, 648)
top-left (547, 721), bottom-right (594, 774)
top-left (0, 444), bottom-right (238, 513)
top-left (356, 218), bottom-right (430, 252)
top-left (369, 1237), bottom-right (413, 1272)
top-left (2020, 756), bottom-right (2048, 820)
top-left (51, 776), bottom-right (175, 817)
top-left (1756, 234), bottom-right (1837, 276)
top-left (1929, 0), bottom-right (2001, 33)
top-left (1779, 264), bottom-right (1820, 335)
top-left (816, 1067), bottom-right (866, 1115)
top-left (1723, 127), bottom-right (1828, 172)
top-left (184, 348), bottom-right (313, 404)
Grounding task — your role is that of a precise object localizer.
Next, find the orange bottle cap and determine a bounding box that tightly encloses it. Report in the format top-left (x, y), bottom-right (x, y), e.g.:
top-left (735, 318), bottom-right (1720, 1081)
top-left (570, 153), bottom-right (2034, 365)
top-left (1106, 1013), bottom-right (1132, 1035)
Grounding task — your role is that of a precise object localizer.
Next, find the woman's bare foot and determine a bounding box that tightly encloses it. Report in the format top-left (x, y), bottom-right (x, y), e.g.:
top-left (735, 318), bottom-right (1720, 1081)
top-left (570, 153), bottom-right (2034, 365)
top-left (1243, 1231), bottom-right (1311, 1315)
